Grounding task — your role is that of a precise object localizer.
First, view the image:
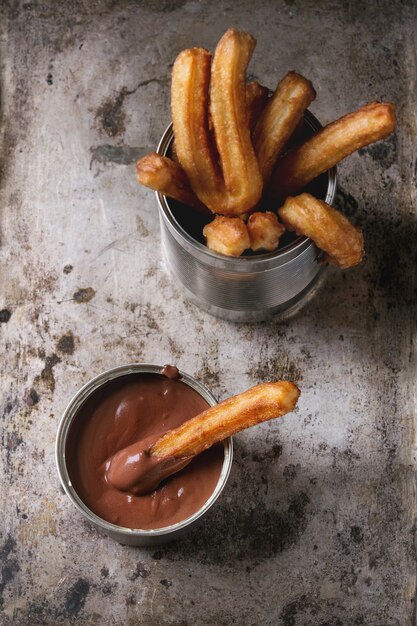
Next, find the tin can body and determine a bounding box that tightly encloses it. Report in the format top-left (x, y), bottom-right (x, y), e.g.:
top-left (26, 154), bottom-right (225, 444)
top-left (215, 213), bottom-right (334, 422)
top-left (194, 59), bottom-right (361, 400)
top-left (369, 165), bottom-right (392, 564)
top-left (56, 364), bottom-right (233, 546)
top-left (156, 111), bottom-right (337, 322)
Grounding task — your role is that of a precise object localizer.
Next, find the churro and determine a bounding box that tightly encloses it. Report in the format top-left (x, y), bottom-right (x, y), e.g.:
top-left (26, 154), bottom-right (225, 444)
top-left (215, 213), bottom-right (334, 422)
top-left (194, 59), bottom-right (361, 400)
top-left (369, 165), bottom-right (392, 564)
top-left (247, 211), bottom-right (285, 252)
top-left (269, 102), bottom-right (396, 200)
top-left (279, 193), bottom-right (364, 268)
top-left (135, 152), bottom-right (210, 216)
top-left (253, 71), bottom-right (316, 184)
top-left (203, 215), bottom-right (250, 257)
top-left (171, 47), bottom-right (226, 212)
top-left (210, 29), bottom-right (263, 215)
top-left (169, 81), bottom-right (268, 183)
top-left (152, 381), bottom-right (300, 459)
top-left (246, 81), bottom-right (270, 134)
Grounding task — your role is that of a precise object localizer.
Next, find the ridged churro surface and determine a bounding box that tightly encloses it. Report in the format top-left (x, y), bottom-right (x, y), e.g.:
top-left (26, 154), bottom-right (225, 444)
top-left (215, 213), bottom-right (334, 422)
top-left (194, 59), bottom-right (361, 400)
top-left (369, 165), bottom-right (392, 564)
top-left (253, 71), bottom-right (316, 184)
top-left (210, 29), bottom-right (263, 215)
top-left (279, 193), bottom-right (364, 268)
top-left (269, 102), bottom-right (396, 199)
top-left (171, 47), bottom-right (226, 212)
top-left (245, 80), bottom-right (270, 134)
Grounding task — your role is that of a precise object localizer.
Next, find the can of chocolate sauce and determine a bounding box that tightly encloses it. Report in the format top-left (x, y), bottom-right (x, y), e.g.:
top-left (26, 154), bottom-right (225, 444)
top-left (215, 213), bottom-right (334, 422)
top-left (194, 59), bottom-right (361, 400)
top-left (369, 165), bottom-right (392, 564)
top-left (156, 111), bottom-right (337, 322)
top-left (56, 363), bottom-right (233, 546)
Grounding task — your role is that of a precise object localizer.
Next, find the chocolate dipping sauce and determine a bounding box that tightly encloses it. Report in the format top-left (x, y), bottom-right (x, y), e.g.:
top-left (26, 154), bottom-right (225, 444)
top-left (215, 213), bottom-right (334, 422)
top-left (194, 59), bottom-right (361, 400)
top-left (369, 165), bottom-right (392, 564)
top-left (66, 372), bottom-right (224, 529)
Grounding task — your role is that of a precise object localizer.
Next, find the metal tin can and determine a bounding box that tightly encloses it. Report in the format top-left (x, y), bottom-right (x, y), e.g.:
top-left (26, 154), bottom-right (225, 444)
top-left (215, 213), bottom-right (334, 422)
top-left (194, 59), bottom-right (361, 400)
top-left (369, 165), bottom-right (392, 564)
top-left (56, 363), bottom-right (233, 546)
top-left (156, 111), bottom-right (337, 322)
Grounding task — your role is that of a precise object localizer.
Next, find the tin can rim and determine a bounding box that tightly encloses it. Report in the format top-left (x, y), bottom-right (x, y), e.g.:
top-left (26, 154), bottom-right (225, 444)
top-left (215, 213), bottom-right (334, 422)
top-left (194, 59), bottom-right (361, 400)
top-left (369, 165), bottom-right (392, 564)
top-left (55, 363), bottom-right (233, 537)
top-left (156, 110), bottom-right (337, 268)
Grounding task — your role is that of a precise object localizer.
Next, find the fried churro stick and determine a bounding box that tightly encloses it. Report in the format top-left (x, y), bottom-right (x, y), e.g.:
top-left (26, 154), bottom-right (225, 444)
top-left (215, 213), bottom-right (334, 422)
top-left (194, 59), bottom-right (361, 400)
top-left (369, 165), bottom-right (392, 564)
top-left (269, 102), bottom-right (396, 200)
top-left (152, 381), bottom-right (300, 459)
top-left (136, 152), bottom-right (211, 217)
top-left (170, 82), bottom-right (269, 164)
top-left (246, 81), bottom-right (270, 134)
top-left (253, 71), bottom-right (316, 184)
top-left (171, 48), bottom-right (226, 212)
top-left (210, 29), bottom-right (263, 215)
top-left (278, 193), bottom-right (364, 269)
top-left (203, 215), bottom-right (250, 257)
top-left (247, 211), bottom-right (285, 252)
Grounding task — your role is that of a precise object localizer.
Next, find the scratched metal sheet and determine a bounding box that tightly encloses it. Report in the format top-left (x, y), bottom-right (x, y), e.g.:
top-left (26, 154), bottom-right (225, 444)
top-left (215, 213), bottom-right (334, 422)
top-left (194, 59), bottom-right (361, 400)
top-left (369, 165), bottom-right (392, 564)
top-left (0, 1), bottom-right (416, 624)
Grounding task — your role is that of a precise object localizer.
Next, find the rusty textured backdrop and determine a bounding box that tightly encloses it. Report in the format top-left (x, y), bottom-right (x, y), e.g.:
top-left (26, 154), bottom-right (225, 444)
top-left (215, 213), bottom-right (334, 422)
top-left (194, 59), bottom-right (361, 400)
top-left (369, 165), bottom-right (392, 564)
top-left (0, 1), bottom-right (416, 624)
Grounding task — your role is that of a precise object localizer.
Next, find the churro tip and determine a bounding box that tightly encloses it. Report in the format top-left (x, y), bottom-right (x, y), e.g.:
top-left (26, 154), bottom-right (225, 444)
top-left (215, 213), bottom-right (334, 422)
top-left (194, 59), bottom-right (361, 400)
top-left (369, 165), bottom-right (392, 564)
top-left (174, 47), bottom-right (212, 63)
top-left (219, 27), bottom-right (257, 49)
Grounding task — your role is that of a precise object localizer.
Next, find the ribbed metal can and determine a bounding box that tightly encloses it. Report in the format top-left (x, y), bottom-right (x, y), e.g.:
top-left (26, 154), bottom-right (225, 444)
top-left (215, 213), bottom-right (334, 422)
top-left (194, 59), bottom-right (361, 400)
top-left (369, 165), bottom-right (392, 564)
top-left (156, 111), bottom-right (337, 322)
top-left (56, 363), bottom-right (233, 546)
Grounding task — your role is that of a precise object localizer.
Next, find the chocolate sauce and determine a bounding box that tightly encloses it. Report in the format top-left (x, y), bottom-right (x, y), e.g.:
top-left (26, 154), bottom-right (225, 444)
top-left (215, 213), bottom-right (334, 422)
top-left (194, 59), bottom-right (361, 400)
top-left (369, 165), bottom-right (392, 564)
top-left (66, 373), bottom-right (223, 530)
top-left (105, 434), bottom-right (192, 496)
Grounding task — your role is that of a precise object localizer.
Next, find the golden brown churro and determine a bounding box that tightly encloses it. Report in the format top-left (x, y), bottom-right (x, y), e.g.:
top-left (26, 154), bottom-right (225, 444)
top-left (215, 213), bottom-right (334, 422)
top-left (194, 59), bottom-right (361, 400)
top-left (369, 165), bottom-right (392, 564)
top-left (170, 81), bottom-right (267, 178)
top-left (151, 381), bottom-right (300, 459)
top-left (203, 215), bottom-right (250, 257)
top-left (171, 47), bottom-right (226, 212)
top-left (135, 153), bottom-right (210, 216)
top-left (253, 71), bottom-right (316, 184)
top-left (246, 81), bottom-right (270, 134)
top-left (269, 102), bottom-right (396, 200)
top-left (247, 211), bottom-right (285, 252)
top-left (210, 29), bottom-right (263, 215)
top-left (279, 193), bottom-right (364, 269)
top-left (170, 80), bottom-right (268, 183)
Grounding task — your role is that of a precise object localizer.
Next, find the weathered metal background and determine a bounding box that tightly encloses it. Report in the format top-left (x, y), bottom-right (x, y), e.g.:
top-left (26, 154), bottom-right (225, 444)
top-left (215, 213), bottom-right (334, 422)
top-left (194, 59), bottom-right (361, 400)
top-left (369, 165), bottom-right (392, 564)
top-left (0, 1), bottom-right (416, 624)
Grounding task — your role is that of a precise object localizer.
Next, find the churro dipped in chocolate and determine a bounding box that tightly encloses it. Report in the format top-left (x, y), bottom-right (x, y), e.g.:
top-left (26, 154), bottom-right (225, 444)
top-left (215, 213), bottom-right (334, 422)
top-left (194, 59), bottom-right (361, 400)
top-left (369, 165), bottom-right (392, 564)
top-left (106, 381), bottom-right (300, 496)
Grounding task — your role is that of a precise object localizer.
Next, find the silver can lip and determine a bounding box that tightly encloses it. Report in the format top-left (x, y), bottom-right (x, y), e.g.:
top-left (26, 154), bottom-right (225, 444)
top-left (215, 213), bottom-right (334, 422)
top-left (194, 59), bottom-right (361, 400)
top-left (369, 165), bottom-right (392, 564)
top-left (156, 110), bottom-right (337, 269)
top-left (56, 363), bottom-right (233, 543)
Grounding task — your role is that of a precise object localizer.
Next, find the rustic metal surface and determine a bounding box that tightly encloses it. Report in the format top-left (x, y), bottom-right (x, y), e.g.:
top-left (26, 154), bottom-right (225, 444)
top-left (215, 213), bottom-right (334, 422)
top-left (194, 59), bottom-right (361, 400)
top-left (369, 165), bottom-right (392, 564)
top-left (0, 1), bottom-right (416, 624)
